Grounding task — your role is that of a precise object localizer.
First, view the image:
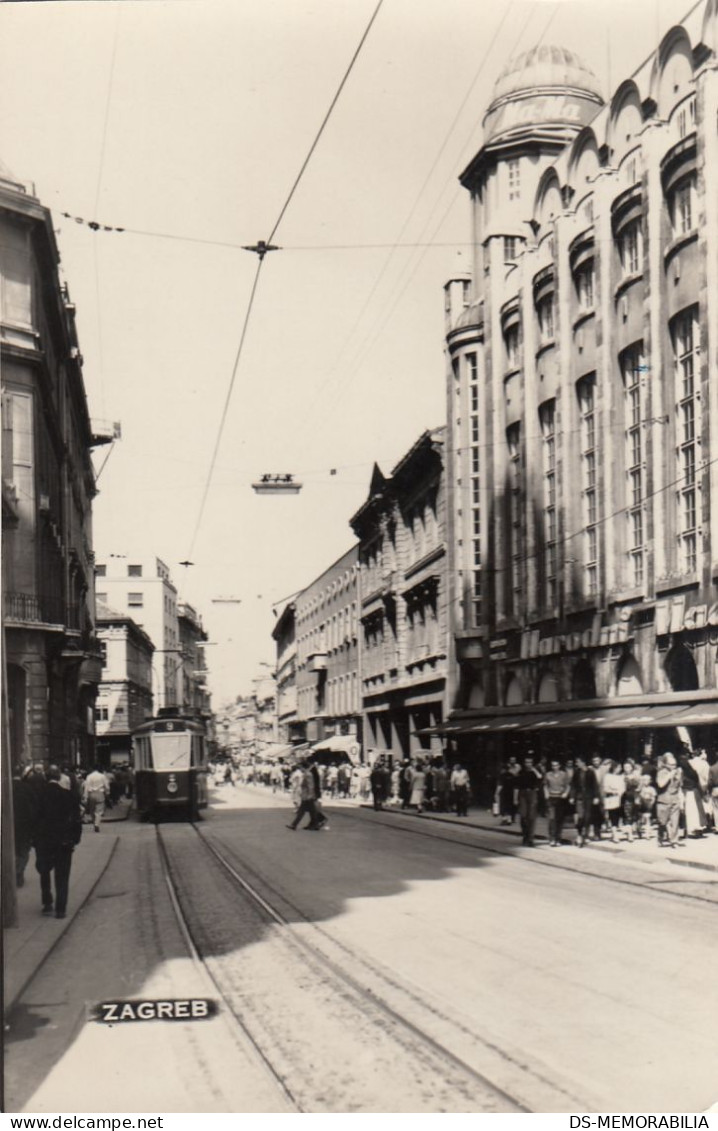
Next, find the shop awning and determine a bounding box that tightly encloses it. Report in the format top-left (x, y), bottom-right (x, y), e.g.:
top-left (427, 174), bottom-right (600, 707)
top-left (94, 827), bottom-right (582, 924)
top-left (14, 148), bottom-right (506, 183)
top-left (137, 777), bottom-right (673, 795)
top-left (436, 700), bottom-right (718, 734)
top-left (671, 703), bottom-right (718, 726)
top-left (310, 735), bottom-right (362, 763)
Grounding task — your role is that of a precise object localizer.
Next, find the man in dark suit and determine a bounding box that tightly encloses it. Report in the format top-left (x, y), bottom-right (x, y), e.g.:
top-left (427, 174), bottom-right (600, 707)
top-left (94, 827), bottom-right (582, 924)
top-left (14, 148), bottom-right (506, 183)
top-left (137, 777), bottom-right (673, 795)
top-left (35, 765), bottom-right (83, 919)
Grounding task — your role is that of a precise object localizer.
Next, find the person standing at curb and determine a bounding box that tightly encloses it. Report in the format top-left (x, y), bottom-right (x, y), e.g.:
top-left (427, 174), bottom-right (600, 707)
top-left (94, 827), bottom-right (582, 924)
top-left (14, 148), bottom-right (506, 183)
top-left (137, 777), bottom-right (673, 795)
top-left (543, 759), bottom-right (570, 845)
top-left (35, 765), bottom-right (83, 919)
top-left (83, 765), bottom-right (109, 832)
top-left (656, 752), bottom-right (684, 849)
top-left (370, 757), bottom-right (389, 811)
top-left (450, 763), bottom-right (471, 818)
top-left (709, 755), bottom-right (718, 834)
top-left (516, 753), bottom-right (543, 846)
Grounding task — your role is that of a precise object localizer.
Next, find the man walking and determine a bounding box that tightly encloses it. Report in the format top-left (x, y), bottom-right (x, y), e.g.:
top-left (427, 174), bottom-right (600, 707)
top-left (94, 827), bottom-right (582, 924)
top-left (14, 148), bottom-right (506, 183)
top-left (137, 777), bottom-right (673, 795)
top-left (286, 760), bottom-right (328, 831)
top-left (370, 757), bottom-right (389, 810)
top-left (83, 765), bottom-right (109, 832)
top-left (308, 759), bottom-right (329, 829)
top-left (516, 753), bottom-right (543, 846)
top-left (35, 765), bottom-right (83, 919)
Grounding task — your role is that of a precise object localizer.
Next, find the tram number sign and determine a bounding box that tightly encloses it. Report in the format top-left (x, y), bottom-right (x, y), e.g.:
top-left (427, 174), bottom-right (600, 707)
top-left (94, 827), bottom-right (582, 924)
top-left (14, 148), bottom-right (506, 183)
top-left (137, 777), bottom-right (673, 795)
top-left (92, 998), bottom-right (218, 1023)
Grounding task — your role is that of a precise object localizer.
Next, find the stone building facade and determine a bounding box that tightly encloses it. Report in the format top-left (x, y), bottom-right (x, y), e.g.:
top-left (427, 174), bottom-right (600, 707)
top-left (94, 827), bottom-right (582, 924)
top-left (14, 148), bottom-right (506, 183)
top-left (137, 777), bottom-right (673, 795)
top-left (2, 162), bottom-right (102, 771)
top-left (294, 545), bottom-right (361, 746)
top-left (443, 4), bottom-right (718, 777)
top-left (95, 604), bottom-right (154, 765)
top-left (350, 429), bottom-right (448, 762)
top-left (94, 555), bottom-right (180, 711)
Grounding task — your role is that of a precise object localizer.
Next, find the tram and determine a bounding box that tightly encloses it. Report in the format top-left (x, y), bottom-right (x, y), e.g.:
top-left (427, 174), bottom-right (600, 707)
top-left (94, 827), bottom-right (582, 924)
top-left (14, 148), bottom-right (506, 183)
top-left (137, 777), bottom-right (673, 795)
top-left (132, 709), bottom-right (209, 820)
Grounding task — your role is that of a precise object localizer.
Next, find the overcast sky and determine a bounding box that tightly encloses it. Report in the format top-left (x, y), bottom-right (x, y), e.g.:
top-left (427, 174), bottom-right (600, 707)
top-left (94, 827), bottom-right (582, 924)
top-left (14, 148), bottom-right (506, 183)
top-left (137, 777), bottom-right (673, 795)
top-left (0, 0), bottom-right (700, 706)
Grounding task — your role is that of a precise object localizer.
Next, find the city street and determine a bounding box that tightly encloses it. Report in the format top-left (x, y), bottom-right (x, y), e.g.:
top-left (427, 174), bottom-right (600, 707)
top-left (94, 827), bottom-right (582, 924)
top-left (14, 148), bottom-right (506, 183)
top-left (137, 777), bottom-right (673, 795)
top-left (5, 785), bottom-right (718, 1114)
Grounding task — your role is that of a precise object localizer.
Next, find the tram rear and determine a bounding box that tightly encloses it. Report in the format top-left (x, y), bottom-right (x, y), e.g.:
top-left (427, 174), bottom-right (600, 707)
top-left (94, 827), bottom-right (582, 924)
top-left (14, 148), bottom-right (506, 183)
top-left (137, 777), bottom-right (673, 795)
top-left (133, 711), bottom-right (208, 820)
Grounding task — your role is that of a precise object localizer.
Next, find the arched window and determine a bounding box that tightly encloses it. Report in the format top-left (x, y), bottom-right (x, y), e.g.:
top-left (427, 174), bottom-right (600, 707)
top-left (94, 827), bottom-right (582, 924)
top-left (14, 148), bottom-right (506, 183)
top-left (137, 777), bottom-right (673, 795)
top-left (572, 660), bottom-right (597, 700)
top-left (537, 672), bottom-right (560, 703)
top-left (616, 655), bottom-right (643, 696)
top-left (505, 674), bottom-right (523, 706)
top-left (665, 643), bottom-right (699, 692)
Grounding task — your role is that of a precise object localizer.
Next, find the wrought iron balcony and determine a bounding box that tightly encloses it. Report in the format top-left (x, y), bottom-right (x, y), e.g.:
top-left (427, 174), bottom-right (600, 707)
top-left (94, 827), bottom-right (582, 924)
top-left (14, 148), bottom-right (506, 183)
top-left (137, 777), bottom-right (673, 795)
top-left (4, 591), bottom-right (65, 625)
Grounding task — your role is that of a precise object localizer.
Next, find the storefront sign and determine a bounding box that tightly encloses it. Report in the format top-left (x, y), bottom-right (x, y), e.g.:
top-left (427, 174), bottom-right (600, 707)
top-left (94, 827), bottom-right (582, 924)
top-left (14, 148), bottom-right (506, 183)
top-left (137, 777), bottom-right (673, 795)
top-left (655, 598), bottom-right (718, 636)
top-left (489, 638), bottom-right (508, 660)
top-left (520, 614), bottom-right (627, 660)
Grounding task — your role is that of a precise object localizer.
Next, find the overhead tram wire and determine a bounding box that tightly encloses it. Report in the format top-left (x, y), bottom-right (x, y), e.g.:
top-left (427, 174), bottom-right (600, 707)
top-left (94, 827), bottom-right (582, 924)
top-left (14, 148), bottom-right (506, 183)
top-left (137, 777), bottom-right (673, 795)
top-left (297, 1), bottom-right (516, 430)
top-left (182, 0), bottom-right (385, 574)
top-left (313, 0), bottom-right (564, 432)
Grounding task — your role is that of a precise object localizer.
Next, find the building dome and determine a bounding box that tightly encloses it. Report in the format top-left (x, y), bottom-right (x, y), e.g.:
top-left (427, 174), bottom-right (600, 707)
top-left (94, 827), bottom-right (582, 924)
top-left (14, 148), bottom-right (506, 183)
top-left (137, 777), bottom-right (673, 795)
top-left (483, 45), bottom-right (603, 145)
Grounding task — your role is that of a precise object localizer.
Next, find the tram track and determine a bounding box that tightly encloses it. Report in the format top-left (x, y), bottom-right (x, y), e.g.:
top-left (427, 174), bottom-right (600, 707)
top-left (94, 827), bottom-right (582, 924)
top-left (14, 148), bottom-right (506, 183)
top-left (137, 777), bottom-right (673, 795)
top-left (154, 824), bottom-right (301, 1112)
top-left (157, 820), bottom-right (600, 1113)
top-left (330, 804), bottom-right (718, 906)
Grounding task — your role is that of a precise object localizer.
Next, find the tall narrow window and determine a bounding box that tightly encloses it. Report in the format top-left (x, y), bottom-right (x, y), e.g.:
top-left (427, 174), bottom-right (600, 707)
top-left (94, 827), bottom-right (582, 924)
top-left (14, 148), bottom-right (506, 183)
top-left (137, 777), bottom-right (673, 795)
top-left (540, 401), bottom-right (558, 607)
top-left (670, 177), bottom-right (695, 236)
top-left (505, 324), bottom-right (519, 368)
top-left (672, 307), bottom-right (700, 574)
top-left (577, 375), bottom-right (598, 597)
top-left (507, 423), bottom-right (522, 613)
top-left (622, 344), bottom-right (645, 587)
top-left (619, 220), bottom-right (642, 276)
top-left (504, 236), bottom-right (518, 262)
top-left (575, 262), bottom-right (594, 311)
top-left (469, 354), bottom-right (481, 627)
top-left (508, 158), bottom-right (521, 201)
top-left (537, 295), bottom-right (555, 344)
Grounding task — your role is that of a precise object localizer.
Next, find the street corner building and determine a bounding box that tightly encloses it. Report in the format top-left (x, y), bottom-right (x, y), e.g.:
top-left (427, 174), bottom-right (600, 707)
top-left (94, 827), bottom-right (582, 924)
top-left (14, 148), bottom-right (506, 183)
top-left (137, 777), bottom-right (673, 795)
top-left (1, 161), bottom-right (104, 773)
top-left (441, 2), bottom-right (718, 793)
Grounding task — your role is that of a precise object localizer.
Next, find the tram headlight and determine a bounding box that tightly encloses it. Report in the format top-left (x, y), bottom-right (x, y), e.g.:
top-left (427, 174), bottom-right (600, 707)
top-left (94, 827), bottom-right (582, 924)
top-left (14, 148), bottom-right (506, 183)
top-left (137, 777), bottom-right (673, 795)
top-left (167, 774), bottom-right (179, 794)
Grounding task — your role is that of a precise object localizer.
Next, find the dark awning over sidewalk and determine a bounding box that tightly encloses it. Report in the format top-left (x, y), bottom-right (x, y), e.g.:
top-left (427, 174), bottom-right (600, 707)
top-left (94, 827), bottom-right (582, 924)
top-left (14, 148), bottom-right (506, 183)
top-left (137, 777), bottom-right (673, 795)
top-left (420, 698), bottom-right (718, 736)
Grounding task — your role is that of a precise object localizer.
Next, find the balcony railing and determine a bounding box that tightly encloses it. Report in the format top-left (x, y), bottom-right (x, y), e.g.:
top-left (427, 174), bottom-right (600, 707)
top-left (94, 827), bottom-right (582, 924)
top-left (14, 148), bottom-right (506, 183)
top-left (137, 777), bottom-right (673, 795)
top-left (5, 591), bottom-right (66, 626)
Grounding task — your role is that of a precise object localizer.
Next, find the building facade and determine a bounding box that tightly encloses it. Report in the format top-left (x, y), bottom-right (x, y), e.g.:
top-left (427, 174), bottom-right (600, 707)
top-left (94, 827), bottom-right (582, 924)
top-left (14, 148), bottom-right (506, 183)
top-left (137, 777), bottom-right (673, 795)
top-left (272, 601), bottom-right (300, 744)
top-left (294, 545), bottom-right (361, 746)
top-left (95, 604), bottom-right (154, 765)
top-left (351, 429), bottom-right (449, 763)
top-left (2, 162), bottom-right (102, 771)
top-left (94, 555), bottom-right (180, 710)
top-left (444, 5), bottom-right (718, 781)
top-left (177, 601), bottom-right (211, 721)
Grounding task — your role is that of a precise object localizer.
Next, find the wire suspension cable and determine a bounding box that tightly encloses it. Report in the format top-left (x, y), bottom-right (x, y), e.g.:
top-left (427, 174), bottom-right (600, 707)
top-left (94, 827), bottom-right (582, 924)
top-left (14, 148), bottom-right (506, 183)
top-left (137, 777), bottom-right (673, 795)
top-left (185, 256), bottom-right (264, 564)
top-left (183, 1), bottom-right (384, 568)
top-left (266, 0), bottom-right (384, 247)
top-left (312, 0), bottom-right (554, 429)
top-left (300, 0), bottom-right (515, 429)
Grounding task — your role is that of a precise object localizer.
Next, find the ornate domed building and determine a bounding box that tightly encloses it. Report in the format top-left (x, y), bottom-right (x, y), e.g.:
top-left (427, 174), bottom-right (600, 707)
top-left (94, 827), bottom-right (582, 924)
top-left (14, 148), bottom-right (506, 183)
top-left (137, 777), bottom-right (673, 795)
top-left (483, 45), bottom-right (604, 148)
top-left (441, 0), bottom-right (718, 785)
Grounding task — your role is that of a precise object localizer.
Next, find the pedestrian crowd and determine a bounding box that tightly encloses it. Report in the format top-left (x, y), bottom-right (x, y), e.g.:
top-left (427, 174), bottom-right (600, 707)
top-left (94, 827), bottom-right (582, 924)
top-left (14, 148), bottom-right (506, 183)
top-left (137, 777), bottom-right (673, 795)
top-left (12, 761), bottom-right (134, 919)
top-left (367, 756), bottom-right (472, 816)
top-left (230, 757), bottom-right (373, 800)
top-left (494, 747), bottom-right (718, 848)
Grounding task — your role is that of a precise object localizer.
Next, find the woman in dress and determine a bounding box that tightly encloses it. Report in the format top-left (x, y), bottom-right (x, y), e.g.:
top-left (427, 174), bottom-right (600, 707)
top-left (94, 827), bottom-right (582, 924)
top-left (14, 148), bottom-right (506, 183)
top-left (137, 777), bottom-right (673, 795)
top-left (602, 760), bottom-right (626, 842)
top-left (409, 760), bottom-right (427, 813)
top-left (621, 759), bottom-right (641, 842)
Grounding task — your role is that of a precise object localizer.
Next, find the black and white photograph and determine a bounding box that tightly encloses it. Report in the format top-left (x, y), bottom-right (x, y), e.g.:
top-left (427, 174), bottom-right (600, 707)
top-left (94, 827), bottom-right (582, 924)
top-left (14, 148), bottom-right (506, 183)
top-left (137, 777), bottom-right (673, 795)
top-left (2, 0), bottom-right (718, 1118)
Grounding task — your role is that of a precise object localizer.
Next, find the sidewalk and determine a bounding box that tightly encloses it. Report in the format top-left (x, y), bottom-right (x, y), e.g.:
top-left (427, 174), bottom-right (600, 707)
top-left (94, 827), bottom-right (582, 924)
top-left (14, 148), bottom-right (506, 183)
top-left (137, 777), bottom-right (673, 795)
top-left (361, 801), bottom-right (718, 874)
top-left (3, 799), bottom-right (133, 1013)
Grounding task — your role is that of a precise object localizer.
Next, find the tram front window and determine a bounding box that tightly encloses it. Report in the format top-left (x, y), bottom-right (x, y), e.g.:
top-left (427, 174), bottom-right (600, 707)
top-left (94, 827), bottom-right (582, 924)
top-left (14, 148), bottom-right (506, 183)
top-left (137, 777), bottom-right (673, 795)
top-left (151, 734), bottom-right (190, 770)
